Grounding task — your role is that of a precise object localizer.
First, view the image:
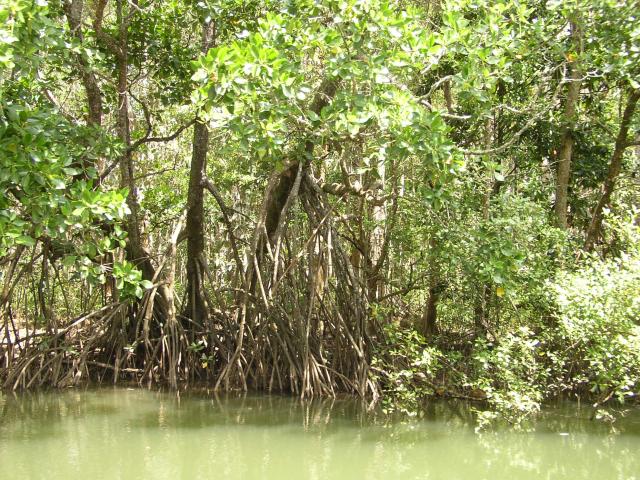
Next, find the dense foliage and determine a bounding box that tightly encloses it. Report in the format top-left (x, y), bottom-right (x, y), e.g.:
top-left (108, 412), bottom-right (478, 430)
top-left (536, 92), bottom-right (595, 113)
top-left (1, 0), bottom-right (639, 427)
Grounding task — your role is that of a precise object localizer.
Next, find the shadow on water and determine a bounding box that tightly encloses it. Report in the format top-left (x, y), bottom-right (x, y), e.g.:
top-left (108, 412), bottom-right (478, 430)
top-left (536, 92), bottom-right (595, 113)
top-left (0, 388), bottom-right (125, 440)
top-left (126, 391), bottom-right (479, 434)
top-left (3, 388), bottom-right (640, 436)
top-left (0, 387), bottom-right (479, 445)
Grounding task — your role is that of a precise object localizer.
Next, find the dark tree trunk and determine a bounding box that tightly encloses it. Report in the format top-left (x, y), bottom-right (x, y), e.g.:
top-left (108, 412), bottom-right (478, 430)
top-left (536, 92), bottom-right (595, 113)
top-left (64, 0), bottom-right (103, 129)
top-left (420, 284), bottom-right (440, 337)
top-left (418, 236), bottom-right (441, 337)
top-left (474, 118), bottom-right (495, 336)
top-left (93, 0), bottom-right (169, 340)
top-left (251, 80), bottom-right (337, 296)
top-left (554, 21), bottom-right (582, 229)
top-left (585, 88), bottom-right (640, 251)
top-left (113, 0), bottom-right (151, 281)
top-left (184, 21), bottom-right (215, 325)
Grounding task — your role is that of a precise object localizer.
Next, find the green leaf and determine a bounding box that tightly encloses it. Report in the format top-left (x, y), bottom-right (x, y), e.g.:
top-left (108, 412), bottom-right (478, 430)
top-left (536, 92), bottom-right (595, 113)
top-left (16, 235), bottom-right (36, 247)
top-left (62, 255), bottom-right (77, 267)
top-left (51, 178), bottom-right (66, 190)
top-left (63, 167), bottom-right (81, 176)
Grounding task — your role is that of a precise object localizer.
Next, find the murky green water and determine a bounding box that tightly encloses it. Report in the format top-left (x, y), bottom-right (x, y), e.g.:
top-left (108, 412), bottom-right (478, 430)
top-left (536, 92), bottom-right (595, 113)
top-left (1, 389), bottom-right (639, 479)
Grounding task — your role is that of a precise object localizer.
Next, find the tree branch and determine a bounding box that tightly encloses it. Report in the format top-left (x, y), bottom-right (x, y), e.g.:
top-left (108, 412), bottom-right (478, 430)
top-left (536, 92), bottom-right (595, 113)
top-left (93, 0), bottom-right (122, 59)
top-left (98, 118), bottom-right (196, 182)
top-left (128, 118), bottom-right (196, 152)
top-left (201, 178), bottom-right (246, 281)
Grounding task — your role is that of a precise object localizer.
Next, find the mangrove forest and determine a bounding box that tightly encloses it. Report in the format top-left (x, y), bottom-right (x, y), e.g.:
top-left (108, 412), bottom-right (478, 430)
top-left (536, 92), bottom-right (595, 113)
top-left (1, 0), bottom-right (640, 429)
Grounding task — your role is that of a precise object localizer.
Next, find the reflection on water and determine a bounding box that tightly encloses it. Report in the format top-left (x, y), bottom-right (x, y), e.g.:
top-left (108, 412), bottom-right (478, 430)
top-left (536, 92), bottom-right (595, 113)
top-left (0, 389), bottom-right (639, 480)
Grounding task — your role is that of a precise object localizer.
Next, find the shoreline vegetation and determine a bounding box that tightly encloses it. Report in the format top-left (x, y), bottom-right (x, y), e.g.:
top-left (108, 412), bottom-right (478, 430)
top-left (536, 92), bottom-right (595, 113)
top-left (1, 0), bottom-right (639, 429)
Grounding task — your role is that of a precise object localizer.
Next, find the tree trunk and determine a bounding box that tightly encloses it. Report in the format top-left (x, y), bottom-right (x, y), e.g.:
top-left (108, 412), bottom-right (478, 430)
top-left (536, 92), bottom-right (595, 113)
top-left (419, 280), bottom-right (440, 337)
top-left (184, 20), bottom-right (215, 325)
top-left (474, 117), bottom-right (495, 336)
top-left (368, 160), bottom-right (386, 301)
top-left (114, 0), bottom-right (151, 281)
top-left (99, 0), bottom-right (170, 340)
top-left (443, 79), bottom-right (454, 114)
top-left (554, 21), bottom-right (582, 229)
top-left (250, 79), bottom-right (337, 295)
top-left (64, 0), bottom-right (103, 129)
top-left (584, 88), bottom-right (640, 251)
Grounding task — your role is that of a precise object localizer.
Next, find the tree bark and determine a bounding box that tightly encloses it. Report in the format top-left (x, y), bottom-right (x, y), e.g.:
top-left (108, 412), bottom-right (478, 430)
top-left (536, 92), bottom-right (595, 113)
top-left (64, 0), bottom-right (107, 186)
top-left (184, 21), bottom-right (215, 325)
top-left (64, 0), bottom-right (103, 128)
top-left (419, 265), bottom-right (441, 337)
top-left (554, 21), bottom-right (582, 229)
top-left (584, 88), bottom-right (640, 251)
top-left (251, 79), bottom-right (337, 291)
top-left (92, 0), bottom-right (169, 334)
top-left (113, 0), bottom-right (151, 280)
top-left (473, 117), bottom-right (496, 336)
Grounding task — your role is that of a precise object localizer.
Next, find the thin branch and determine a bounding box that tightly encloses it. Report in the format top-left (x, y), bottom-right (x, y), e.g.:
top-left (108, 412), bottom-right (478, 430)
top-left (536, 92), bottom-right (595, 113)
top-left (420, 99), bottom-right (472, 120)
top-left (462, 75), bottom-right (566, 156)
top-left (423, 74), bottom-right (456, 99)
top-left (128, 89), bottom-right (152, 144)
top-left (625, 136), bottom-right (640, 147)
top-left (202, 178), bottom-right (247, 284)
top-left (98, 118), bottom-right (196, 182)
top-left (93, 0), bottom-right (122, 59)
top-left (127, 118), bottom-right (196, 152)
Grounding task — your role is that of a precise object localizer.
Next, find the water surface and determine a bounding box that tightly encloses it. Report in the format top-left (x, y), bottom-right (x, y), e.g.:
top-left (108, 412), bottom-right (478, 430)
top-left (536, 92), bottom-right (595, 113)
top-left (1, 389), bottom-right (639, 479)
